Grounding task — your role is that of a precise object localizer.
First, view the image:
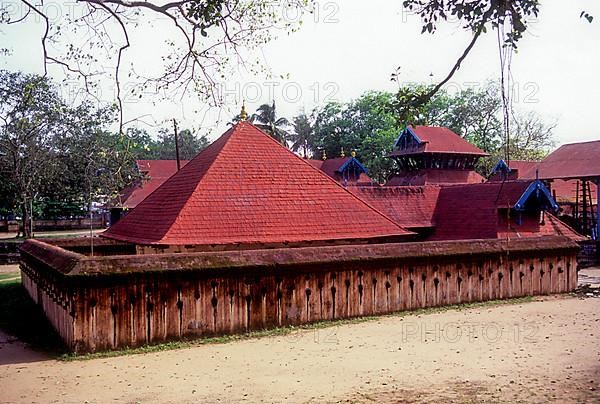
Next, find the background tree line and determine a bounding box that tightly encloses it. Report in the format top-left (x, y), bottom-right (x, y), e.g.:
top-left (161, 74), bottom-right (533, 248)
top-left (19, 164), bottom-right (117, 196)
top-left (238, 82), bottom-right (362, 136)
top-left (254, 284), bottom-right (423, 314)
top-left (0, 71), bottom-right (209, 237)
top-left (251, 81), bottom-right (556, 183)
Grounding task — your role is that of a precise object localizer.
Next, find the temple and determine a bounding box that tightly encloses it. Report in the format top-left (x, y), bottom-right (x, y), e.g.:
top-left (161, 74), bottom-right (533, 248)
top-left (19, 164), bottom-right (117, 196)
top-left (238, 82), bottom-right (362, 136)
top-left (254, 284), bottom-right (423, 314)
top-left (386, 126), bottom-right (488, 186)
top-left (19, 121), bottom-right (583, 352)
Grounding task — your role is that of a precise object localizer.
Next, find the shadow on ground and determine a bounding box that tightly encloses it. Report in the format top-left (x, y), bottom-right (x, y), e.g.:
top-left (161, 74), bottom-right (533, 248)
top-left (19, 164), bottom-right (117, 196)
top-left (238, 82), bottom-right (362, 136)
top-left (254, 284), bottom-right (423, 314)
top-left (0, 275), bottom-right (66, 364)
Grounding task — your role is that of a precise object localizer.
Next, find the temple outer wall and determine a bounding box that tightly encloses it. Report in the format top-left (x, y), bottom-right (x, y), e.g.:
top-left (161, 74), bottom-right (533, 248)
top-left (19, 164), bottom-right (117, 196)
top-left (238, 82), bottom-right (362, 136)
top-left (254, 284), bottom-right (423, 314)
top-left (20, 238), bottom-right (579, 353)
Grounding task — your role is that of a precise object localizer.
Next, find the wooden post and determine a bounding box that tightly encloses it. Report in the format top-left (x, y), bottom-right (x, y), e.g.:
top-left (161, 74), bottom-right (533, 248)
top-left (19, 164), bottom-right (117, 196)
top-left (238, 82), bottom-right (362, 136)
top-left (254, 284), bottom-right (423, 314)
top-left (596, 178), bottom-right (600, 241)
top-left (583, 180), bottom-right (589, 235)
top-left (173, 119), bottom-right (181, 171)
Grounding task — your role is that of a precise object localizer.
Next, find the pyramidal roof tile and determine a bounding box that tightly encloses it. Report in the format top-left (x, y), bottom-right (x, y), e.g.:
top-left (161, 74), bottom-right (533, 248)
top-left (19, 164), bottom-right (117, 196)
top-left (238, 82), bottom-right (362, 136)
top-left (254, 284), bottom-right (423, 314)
top-left (103, 122), bottom-right (413, 245)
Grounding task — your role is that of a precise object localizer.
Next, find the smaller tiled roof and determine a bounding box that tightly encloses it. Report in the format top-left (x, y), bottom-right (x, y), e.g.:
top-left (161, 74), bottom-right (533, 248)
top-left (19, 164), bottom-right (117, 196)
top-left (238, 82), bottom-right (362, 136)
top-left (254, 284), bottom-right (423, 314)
top-left (119, 160), bottom-right (189, 209)
top-left (534, 140), bottom-right (600, 180)
top-left (428, 181), bottom-right (566, 241)
top-left (390, 126), bottom-right (489, 157)
top-left (351, 186), bottom-right (440, 229)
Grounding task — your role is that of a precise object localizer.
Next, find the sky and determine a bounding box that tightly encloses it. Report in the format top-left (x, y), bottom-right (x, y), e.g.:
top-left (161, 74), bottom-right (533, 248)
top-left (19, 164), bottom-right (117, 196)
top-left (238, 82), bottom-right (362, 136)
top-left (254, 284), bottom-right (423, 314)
top-left (1, 0), bottom-right (599, 147)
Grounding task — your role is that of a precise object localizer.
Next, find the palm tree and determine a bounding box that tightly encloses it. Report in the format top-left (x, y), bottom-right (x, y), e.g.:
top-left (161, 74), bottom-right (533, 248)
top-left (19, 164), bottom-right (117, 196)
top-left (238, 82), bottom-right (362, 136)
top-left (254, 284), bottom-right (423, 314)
top-left (250, 101), bottom-right (292, 144)
top-left (289, 112), bottom-right (314, 158)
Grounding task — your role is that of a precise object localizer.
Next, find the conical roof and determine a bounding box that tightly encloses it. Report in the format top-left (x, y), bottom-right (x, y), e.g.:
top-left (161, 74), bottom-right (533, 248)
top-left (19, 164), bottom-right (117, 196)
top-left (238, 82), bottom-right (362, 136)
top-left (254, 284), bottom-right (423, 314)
top-left (103, 122), bottom-right (412, 246)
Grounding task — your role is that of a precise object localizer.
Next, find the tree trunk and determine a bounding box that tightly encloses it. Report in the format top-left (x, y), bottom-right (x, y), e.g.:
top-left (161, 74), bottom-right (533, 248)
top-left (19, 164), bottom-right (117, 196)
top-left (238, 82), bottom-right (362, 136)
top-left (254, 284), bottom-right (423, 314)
top-left (20, 199), bottom-right (31, 239)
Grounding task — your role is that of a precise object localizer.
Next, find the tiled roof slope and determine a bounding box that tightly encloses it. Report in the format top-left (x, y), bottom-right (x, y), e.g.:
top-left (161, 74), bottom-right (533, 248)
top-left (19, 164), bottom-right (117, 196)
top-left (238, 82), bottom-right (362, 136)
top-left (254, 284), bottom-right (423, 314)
top-left (120, 160), bottom-right (190, 209)
top-left (533, 140), bottom-right (600, 180)
top-left (391, 126), bottom-right (489, 156)
top-left (351, 186), bottom-right (440, 229)
top-left (550, 179), bottom-right (597, 204)
top-left (103, 122), bottom-right (412, 245)
top-left (429, 181), bottom-right (535, 240)
top-left (428, 181), bottom-right (583, 241)
top-left (508, 160), bottom-right (538, 178)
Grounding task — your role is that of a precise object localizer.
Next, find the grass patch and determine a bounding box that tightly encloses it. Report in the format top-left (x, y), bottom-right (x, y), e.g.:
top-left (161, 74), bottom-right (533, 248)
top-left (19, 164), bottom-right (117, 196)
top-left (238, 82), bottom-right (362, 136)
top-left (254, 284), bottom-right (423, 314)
top-left (0, 277), bottom-right (67, 355)
top-left (0, 272), bottom-right (20, 282)
top-left (62, 295), bottom-right (535, 361)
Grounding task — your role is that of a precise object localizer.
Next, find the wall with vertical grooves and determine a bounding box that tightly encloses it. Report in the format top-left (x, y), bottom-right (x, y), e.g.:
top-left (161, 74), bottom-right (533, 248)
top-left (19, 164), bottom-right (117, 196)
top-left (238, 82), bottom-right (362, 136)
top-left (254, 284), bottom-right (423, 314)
top-left (19, 237), bottom-right (579, 353)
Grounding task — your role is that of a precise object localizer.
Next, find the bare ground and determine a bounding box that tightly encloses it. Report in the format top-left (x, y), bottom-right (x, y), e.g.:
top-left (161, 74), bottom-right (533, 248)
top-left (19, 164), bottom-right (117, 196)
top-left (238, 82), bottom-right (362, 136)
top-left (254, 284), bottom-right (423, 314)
top-left (0, 270), bottom-right (599, 403)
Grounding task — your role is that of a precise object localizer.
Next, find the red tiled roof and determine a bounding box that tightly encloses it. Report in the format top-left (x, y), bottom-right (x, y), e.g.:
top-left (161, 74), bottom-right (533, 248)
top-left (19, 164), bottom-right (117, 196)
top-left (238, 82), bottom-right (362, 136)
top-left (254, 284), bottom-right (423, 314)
top-left (429, 181), bottom-right (535, 241)
top-left (103, 122), bottom-right (412, 246)
top-left (508, 160), bottom-right (538, 178)
top-left (427, 180), bottom-right (583, 242)
top-left (534, 141), bottom-right (600, 180)
top-left (351, 186), bottom-right (440, 229)
top-left (391, 126), bottom-right (489, 157)
top-left (120, 160), bottom-right (189, 209)
top-left (497, 212), bottom-right (585, 242)
top-left (385, 169), bottom-right (485, 186)
top-left (549, 179), bottom-right (597, 205)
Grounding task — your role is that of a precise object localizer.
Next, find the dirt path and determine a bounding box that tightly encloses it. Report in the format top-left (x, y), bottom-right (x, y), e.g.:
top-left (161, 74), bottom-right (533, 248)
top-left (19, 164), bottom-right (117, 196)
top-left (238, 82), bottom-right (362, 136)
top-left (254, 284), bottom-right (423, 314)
top-left (0, 295), bottom-right (599, 403)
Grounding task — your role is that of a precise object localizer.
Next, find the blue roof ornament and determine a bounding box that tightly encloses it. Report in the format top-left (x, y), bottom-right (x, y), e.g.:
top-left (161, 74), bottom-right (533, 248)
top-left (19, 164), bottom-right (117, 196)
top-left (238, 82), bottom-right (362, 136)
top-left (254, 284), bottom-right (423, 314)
top-left (338, 156), bottom-right (368, 175)
top-left (514, 180), bottom-right (559, 212)
top-left (492, 159), bottom-right (511, 175)
top-left (394, 126), bottom-right (422, 149)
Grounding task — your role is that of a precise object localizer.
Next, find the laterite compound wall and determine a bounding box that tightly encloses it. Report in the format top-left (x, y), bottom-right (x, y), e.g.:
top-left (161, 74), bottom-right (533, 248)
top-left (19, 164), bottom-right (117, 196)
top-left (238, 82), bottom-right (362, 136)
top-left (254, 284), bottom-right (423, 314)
top-left (20, 238), bottom-right (579, 353)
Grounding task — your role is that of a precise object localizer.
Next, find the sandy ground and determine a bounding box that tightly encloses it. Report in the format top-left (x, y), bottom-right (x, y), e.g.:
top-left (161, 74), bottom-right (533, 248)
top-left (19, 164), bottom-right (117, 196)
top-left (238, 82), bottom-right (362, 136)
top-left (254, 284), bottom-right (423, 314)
top-left (0, 271), bottom-right (599, 403)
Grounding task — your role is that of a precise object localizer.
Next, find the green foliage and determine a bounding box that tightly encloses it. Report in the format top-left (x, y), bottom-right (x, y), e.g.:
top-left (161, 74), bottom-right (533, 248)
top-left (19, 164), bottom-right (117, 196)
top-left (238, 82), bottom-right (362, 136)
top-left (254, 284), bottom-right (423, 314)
top-left (153, 128), bottom-right (210, 160)
top-left (312, 92), bottom-right (400, 182)
top-left (403, 0), bottom-right (541, 48)
top-left (308, 82), bottom-right (555, 181)
top-left (250, 101), bottom-right (293, 144)
top-left (289, 112), bottom-right (314, 158)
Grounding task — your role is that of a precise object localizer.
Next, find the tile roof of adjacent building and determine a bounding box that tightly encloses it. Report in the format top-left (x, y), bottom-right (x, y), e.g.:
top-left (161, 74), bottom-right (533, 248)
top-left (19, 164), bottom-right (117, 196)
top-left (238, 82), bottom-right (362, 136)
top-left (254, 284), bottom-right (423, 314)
top-left (119, 160), bottom-right (190, 209)
top-left (390, 126), bottom-right (489, 157)
top-left (507, 160), bottom-right (538, 178)
top-left (350, 186), bottom-right (441, 229)
top-left (428, 181), bottom-right (578, 241)
top-left (532, 140), bottom-right (600, 180)
top-left (103, 122), bottom-right (413, 246)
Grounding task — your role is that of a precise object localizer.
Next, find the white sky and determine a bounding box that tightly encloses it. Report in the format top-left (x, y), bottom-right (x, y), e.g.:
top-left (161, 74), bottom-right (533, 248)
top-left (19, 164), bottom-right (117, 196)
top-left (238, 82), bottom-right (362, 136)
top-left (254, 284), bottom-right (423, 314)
top-left (1, 0), bottom-right (599, 146)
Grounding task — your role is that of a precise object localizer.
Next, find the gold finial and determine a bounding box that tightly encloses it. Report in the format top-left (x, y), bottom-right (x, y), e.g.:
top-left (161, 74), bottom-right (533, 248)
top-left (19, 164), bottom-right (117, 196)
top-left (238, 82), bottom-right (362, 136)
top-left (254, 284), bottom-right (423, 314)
top-left (240, 101), bottom-right (248, 121)
top-left (322, 150), bottom-right (327, 160)
top-left (351, 150), bottom-right (356, 158)
top-left (341, 147), bottom-right (345, 158)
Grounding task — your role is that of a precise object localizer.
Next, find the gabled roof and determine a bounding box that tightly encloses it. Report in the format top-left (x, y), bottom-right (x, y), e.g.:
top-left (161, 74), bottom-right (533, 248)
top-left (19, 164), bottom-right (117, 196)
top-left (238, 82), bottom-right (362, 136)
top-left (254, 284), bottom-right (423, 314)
top-left (119, 160), bottom-right (190, 209)
top-left (533, 140), bottom-right (600, 180)
top-left (390, 126), bottom-right (489, 157)
top-left (429, 180), bottom-right (563, 241)
top-left (103, 122), bottom-right (412, 246)
top-left (350, 186), bottom-right (440, 229)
